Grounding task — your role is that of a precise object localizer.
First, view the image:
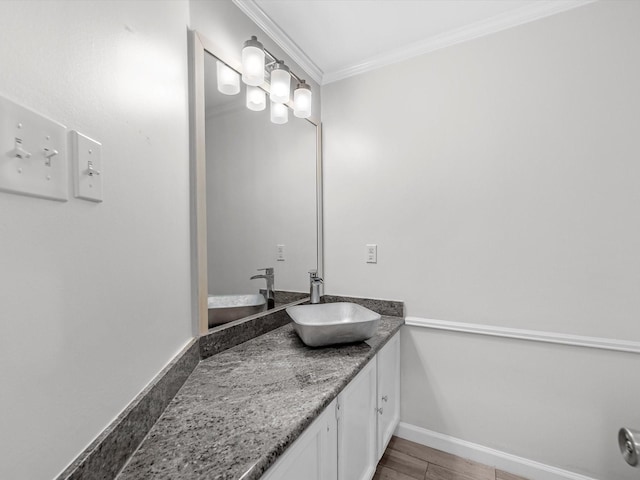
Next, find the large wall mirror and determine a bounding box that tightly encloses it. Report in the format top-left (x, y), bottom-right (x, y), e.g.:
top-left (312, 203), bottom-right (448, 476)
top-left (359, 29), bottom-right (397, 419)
top-left (189, 30), bottom-right (323, 335)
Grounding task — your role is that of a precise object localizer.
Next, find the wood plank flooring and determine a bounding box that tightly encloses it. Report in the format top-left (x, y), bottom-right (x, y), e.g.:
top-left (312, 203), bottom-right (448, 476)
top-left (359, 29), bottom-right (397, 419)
top-left (374, 437), bottom-right (529, 480)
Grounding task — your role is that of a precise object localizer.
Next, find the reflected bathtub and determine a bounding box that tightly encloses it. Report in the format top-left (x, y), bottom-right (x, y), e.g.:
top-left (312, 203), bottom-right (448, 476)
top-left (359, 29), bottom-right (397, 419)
top-left (207, 294), bottom-right (267, 327)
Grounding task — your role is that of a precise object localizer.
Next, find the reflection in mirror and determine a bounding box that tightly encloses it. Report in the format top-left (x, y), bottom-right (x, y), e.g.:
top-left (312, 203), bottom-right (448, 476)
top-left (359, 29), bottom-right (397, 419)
top-left (203, 50), bottom-right (317, 329)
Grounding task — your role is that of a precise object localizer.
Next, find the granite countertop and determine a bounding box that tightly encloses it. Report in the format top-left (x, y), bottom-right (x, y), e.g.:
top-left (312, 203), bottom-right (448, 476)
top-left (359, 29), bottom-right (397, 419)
top-left (116, 316), bottom-right (404, 480)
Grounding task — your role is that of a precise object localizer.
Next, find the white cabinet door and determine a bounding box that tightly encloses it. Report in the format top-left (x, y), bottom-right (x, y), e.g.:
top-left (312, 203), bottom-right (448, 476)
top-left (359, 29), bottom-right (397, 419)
top-left (376, 333), bottom-right (400, 460)
top-left (337, 359), bottom-right (377, 480)
top-left (261, 398), bottom-right (337, 480)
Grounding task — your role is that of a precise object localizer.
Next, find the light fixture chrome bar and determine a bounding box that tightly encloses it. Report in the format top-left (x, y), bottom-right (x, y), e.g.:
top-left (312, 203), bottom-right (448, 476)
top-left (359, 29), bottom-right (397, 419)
top-left (289, 70), bottom-right (305, 85)
top-left (263, 48), bottom-right (278, 63)
top-left (263, 46), bottom-right (306, 85)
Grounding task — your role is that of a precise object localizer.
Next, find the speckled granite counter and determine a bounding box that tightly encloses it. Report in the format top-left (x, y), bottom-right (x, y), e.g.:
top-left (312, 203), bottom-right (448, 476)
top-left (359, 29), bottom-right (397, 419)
top-left (116, 316), bottom-right (404, 480)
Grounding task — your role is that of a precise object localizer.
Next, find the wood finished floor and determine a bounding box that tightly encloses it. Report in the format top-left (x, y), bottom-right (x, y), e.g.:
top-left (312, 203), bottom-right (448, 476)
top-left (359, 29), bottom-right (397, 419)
top-left (374, 437), bottom-right (529, 480)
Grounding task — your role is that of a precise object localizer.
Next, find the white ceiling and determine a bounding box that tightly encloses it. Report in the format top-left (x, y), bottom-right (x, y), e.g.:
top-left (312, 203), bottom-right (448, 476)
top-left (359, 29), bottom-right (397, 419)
top-left (233, 0), bottom-right (593, 84)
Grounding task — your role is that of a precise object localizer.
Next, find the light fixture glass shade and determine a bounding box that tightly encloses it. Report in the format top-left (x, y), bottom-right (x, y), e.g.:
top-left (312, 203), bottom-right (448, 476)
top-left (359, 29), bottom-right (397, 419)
top-left (270, 61), bottom-right (291, 104)
top-left (242, 36), bottom-right (265, 86)
top-left (246, 85), bottom-right (266, 111)
top-left (270, 101), bottom-right (288, 124)
top-left (216, 61), bottom-right (240, 95)
top-left (293, 81), bottom-right (312, 118)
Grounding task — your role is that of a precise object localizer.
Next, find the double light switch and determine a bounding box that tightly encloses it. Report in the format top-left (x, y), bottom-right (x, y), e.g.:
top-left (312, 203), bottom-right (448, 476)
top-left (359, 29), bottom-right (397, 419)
top-left (0, 95), bottom-right (103, 203)
top-left (0, 96), bottom-right (68, 201)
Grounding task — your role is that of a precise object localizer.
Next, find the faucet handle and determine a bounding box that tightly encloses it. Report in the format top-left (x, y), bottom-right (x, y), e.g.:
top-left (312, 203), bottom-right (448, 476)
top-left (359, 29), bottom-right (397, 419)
top-left (258, 267), bottom-right (274, 275)
top-left (309, 270), bottom-right (322, 281)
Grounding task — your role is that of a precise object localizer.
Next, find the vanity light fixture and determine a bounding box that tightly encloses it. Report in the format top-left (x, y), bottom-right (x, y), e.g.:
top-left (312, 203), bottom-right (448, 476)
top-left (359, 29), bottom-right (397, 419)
top-left (216, 60), bottom-right (240, 95)
top-left (293, 80), bottom-right (312, 119)
top-left (241, 36), bottom-right (265, 86)
top-left (239, 35), bottom-right (312, 122)
top-left (270, 100), bottom-right (288, 124)
top-left (246, 85), bottom-right (266, 111)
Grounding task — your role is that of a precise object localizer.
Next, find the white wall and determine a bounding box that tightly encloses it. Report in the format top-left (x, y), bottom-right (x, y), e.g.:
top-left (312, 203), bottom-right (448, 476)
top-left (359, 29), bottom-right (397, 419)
top-left (0, 2), bottom-right (193, 479)
top-left (322, 2), bottom-right (640, 479)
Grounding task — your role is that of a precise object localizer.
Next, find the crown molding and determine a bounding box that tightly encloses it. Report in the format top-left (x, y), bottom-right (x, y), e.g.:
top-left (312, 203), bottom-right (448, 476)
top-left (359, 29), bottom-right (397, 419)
top-left (405, 316), bottom-right (640, 355)
top-left (323, 0), bottom-right (596, 84)
top-left (233, 0), bottom-right (595, 85)
top-left (232, 0), bottom-right (323, 85)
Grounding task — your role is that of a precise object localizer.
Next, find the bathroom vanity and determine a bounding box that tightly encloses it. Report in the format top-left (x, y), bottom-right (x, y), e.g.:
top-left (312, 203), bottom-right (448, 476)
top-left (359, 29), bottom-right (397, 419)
top-left (115, 315), bottom-right (403, 480)
top-left (261, 330), bottom-right (400, 480)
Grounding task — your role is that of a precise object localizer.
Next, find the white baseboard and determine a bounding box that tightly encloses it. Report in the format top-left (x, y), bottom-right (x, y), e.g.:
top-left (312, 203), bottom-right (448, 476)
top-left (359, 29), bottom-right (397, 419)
top-left (394, 422), bottom-right (599, 480)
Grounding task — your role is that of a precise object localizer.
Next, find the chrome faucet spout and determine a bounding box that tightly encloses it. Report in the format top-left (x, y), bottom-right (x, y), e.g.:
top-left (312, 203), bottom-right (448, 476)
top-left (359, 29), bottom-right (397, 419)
top-left (250, 267), bottom-right (275, 309)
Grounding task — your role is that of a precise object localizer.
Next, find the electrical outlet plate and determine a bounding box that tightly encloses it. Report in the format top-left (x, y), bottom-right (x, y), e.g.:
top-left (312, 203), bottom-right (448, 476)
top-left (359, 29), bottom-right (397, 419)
top-left (276, 244), bottom-right (285, 261)
top-left (71, 131), bottom-right (103, 202)
top-left (0, 95), bottom-right (68, 201)
top-left (366, 244), bottom-right (377, 264)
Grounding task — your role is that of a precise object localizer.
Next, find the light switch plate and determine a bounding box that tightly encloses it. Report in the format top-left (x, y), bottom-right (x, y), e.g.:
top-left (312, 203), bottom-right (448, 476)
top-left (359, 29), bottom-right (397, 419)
top-left (0, 95), bottom-right (68, 201)
top-left (71, 131), bottom-right (103, 202)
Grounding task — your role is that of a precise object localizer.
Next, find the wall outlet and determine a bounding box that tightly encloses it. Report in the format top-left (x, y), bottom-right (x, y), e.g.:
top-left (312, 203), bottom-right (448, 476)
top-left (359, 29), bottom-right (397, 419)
top-left (276, 244), bottom-right (285, 261)
top-left (366, 244), bottom-right (377, 264)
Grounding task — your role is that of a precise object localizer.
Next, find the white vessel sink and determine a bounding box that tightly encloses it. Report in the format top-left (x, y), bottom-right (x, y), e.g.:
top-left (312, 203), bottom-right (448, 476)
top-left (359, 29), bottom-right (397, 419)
top-left (286, 302), bottom-right (381, 347)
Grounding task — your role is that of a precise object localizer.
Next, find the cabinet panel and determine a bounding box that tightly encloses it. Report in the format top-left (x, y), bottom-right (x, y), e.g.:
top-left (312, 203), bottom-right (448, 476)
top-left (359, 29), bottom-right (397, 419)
top-left (261, 399), bottom-right (337, 480)
top-left (377, 333), bottom-right (400, 460)
top-left (338, 359), bottom-right (377, 480)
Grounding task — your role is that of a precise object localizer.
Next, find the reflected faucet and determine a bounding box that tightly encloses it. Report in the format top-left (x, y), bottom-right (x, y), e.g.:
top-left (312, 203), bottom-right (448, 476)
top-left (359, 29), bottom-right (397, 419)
top-left (250, 267), bottom-right (275, 309)
top-left (309, 270), bottom-right (323, 304)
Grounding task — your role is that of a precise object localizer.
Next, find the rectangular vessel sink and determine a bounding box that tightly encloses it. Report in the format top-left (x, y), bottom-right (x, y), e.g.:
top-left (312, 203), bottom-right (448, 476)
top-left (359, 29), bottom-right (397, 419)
top-left (286, 302), bottom-right (381, 347)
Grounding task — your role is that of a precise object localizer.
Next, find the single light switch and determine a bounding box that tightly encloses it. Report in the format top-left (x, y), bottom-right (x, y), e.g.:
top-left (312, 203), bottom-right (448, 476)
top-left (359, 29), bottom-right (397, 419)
top-left (0, 95), bottom-right (68, 201)
top-left (71, 131), bottom-right (103, 202)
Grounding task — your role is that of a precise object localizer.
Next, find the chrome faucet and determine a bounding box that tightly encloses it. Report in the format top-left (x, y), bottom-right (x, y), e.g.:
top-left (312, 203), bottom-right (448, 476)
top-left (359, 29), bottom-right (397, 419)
top-left (309, 270), bottom-right (323, 304)
top-left (251, 267), bottom-right (275, 309)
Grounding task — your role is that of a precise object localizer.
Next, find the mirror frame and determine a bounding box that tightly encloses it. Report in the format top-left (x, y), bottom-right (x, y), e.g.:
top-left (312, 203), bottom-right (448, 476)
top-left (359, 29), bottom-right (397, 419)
top-left (188, 30), bottom-right (324, 336)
